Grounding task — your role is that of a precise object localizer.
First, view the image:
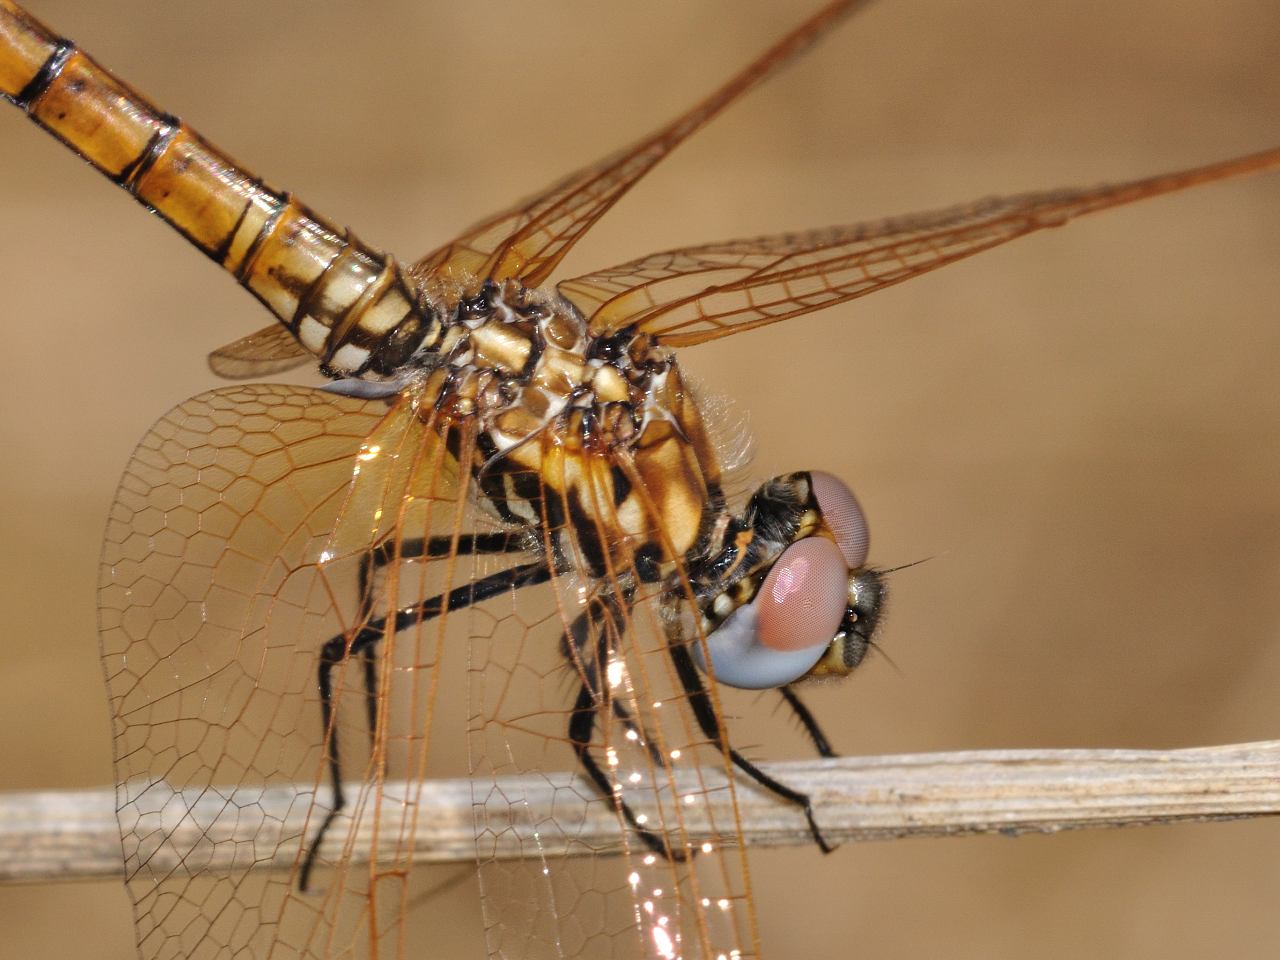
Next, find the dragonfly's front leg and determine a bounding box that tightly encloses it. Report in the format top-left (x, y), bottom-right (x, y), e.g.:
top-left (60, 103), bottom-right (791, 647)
top-left (778, 684), bottom-right (836, 759)
top-left (668, 643), bottom-right (836, 854)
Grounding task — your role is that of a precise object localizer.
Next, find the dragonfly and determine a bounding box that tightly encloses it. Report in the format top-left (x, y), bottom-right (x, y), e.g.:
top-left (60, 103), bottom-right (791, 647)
top-left (3, 0), bottom-right (1279, 958)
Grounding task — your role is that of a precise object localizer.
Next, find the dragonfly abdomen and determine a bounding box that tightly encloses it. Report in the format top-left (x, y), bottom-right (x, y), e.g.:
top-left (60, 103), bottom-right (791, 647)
top-left (0, 1), bottom-right (440, 377)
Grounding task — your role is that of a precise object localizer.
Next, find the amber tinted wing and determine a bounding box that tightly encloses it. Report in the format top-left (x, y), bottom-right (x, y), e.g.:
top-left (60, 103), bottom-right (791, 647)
top-left (100, 383), bottom-right (482, 959)
top-left (101, 383), bottom-right (759, 959)
top-left (207, 323), bottom-right (313, 379)
top-left (557, 146), bottom-right (1280, 347)
top-left (466, 437), bottom-right (759, 960)
top-left (411, 0), bottom-right (872, 290)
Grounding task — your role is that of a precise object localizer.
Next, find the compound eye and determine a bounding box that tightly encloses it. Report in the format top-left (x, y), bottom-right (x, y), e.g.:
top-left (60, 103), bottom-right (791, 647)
top-left (756, 536), bottom-right (848, 653)
top-left (698, 537), bottom-right (849, 690)
top-left (809, 471), bottom-right (870, 569)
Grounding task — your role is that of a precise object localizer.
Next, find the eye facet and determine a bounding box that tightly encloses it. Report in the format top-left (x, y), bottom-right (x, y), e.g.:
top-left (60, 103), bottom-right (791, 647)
top-left (698, 537), bottom-right (850, 690)
top-left (809, 471), bottom-right (870, 569)
top-left (696, 604), bottom-right (830, 690)
top-left (756, 536), bottom-right (848, 653)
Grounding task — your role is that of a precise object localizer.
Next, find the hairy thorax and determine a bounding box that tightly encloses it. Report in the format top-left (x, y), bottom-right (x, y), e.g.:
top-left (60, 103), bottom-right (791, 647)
top-left (410, 280), bottom-right (724, 574)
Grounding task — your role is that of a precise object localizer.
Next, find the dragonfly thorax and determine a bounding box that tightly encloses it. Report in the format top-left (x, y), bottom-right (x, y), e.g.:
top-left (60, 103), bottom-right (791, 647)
top-left (413, 280), bottom-right (724, 575)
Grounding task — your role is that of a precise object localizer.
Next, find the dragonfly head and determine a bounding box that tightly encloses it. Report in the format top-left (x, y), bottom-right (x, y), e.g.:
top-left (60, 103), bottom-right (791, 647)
top-left (801, 564), bottom-right (886, 681)
top-left (694, 471), bottom-right (887, 690)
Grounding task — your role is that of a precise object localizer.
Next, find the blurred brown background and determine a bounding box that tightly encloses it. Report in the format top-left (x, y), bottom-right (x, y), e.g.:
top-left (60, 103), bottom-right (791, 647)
top-left (2, 0), bottom-right (1279, 957)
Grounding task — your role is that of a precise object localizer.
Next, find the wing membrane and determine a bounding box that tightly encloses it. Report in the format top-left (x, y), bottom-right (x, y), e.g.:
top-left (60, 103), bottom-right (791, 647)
top-left (100, 383), bottom-right (481, 959)
top-left (465, 436), bottom-right (759, 959)
top-left (207, 323), bottom-right (313, 379)
top-left (101, 382), bottom-right (755, 959)
top-left (558, 146), bottom-right (1280, 346)
top-left (411, 0), bottom-right (872, 290)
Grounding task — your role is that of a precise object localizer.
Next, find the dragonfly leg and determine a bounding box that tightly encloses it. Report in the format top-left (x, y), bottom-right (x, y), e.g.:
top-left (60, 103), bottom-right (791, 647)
top-left (569, 682), bottom-right (689, 861)
top-left (778, 684), bottom-right (837, 759)
top-left (565, 601), bottom-right (688, 861)
top-left (355, 550), bottom-right (381, 740)
top-left (607, 699), bottom-right (667, 766)
top-left (299, 558), bottom-right (551, 892)
top-left (668, 643), bottom-right (836, 854)
top-left (356, 531), bottom-right (532, 739)
top-left (380, 530), bottom-right (528, 565)
top-left (556, 593), bottom-right (665, 764)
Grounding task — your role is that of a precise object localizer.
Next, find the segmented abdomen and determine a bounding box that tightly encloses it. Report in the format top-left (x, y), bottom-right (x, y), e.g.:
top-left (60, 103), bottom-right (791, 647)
top-left (0, 0), bottom-right (438, 376)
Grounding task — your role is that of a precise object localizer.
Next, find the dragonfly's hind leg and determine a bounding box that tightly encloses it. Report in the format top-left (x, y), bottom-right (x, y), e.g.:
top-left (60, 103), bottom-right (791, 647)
top-left (298, 538), bottom-right (544, 892)
top-left (354, 531), bottom-right (530, 738)
top-left (668, 643), bottom-right (836, 854)
top-left (305, 624), bottom-right (380, 892)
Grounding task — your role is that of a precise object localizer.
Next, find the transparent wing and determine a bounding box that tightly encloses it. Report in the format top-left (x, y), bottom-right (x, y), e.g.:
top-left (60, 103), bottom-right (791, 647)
top-left (558, 146), bottom-right (1280, 347)
top-left (207, 323), bottom-right (313, 379)
top-left (101, 382), bottom-right (760, 960)
top-left (100, 383), bottom-right (479, 959)
top-left (466, 436), bottom-right (759, 960)
top-left (411, 0), bottom-right (871, 291)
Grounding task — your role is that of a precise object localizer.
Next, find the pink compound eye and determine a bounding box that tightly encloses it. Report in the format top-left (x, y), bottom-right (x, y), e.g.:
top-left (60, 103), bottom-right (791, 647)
top-left (809, 471), bottom-right (870, 569)
top-left (756, 536), bottom-right (848, 653)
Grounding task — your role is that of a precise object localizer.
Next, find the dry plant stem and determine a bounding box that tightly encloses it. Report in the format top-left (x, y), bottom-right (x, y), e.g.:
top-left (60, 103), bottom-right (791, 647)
top-left (4, 741), bottom-right (1278, 884)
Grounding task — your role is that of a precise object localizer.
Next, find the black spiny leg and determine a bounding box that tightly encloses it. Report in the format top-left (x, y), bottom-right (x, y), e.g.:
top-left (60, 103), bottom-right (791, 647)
top-left (564, 601), bottom-right (687, 862)
top-left (299, 551), bottom-right (548, 892)
top-left (779, 684), bottom-right (836, 758)
top-left (357, 531), bottom-right (528, 742)
top-left (355, 547), bottom-right (380, 741)
top-left (668, 643), bottom-right (836, 854)
top-left (569, 683), bottom-right (686, 860)
top-left (304, 629), bottom-right (366, 892)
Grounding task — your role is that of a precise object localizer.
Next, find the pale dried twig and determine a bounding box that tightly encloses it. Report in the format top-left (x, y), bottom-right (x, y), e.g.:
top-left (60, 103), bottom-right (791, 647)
top-left (3, 740), bottom-right (1278, 884)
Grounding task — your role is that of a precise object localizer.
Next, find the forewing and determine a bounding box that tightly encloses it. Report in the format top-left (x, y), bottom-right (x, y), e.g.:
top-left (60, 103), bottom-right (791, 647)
top-left (207, 323), bottom-right (313, 379)
top-left (465, 438), bottom-right (759, 959)
top-left (100, 383), bottom-right (474, 959)
top-left (559, 146), bottom-right (1280, 346)
top-left (411, 0), bottom-right (871, 291)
